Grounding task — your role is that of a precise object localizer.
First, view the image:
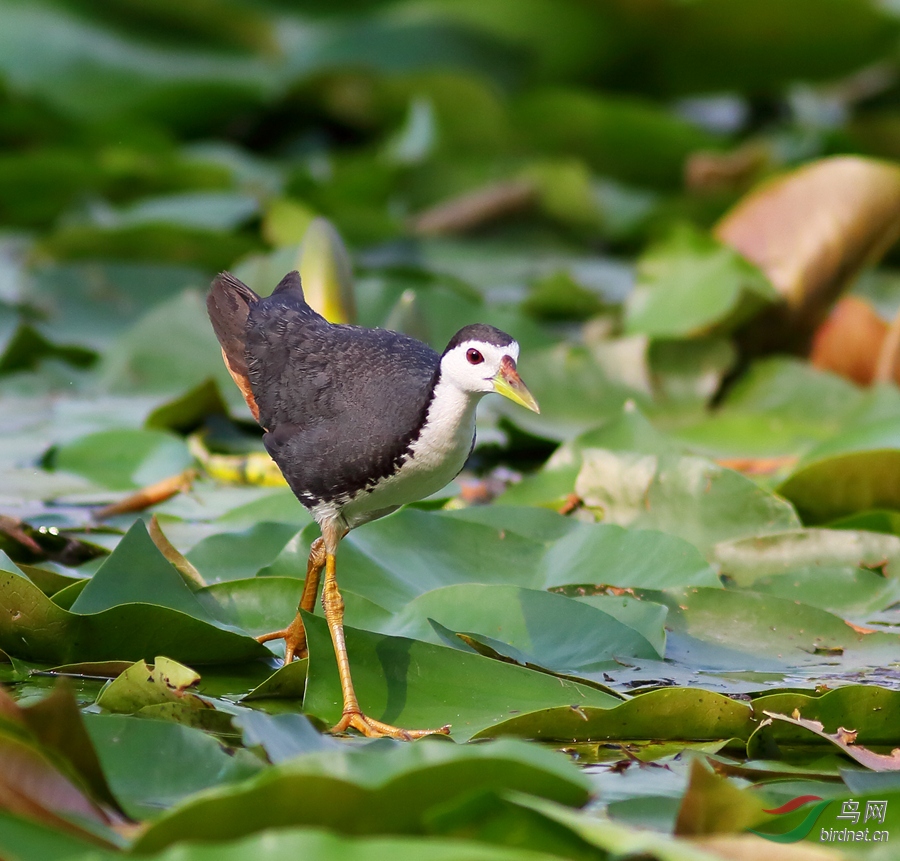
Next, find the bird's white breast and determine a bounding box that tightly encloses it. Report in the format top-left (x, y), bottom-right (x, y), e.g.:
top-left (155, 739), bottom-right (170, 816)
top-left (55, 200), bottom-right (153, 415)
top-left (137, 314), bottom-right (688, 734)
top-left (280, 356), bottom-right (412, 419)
top-left (341, 376), bottom-right (482, 527)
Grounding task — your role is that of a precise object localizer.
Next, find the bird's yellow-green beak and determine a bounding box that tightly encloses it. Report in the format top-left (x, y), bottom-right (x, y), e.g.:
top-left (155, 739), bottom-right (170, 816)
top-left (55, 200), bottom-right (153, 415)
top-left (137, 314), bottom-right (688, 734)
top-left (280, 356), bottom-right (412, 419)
top-left (493, 355), bottom-right (540, 413)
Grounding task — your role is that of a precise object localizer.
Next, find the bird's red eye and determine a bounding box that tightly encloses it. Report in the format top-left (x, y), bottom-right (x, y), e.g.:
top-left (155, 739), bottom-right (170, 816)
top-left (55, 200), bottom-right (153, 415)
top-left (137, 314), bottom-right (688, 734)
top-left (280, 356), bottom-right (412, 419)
top-left (466, 348), bottom-right (484, 365)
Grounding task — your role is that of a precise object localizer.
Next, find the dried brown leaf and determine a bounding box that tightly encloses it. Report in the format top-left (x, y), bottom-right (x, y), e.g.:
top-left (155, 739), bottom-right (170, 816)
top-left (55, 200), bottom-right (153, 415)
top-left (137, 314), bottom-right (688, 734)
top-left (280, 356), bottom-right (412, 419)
top-left (715, 156), bottom-right (900, 354)
top-left (93, 469), bottom-right (197, 520)
top-left (715, 456), bottom-right (798, 476)
top-left (147, 515), bottom-right (206, 589)
top-left (410, 180), bottom-right (537, 236)
top-left (685, 141), bottom-right (772, 195)
top-left (764, 710), bottom-right (900, 771)
top-left (0, 735), bottom-right (120, 835)
top-left (810, 296), bottom-right (888, 385)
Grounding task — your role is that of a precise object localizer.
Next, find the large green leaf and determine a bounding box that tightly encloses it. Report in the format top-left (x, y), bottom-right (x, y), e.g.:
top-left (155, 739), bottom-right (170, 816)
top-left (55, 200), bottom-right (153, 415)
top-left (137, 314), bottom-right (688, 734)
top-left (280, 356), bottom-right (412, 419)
top-left (51, 428), bottom-right (192, 491)
top-left (141, 827), bottom-right (573, 861)
top-left (575, 450), bottom-right (801, 553)
top-left (500, 405), bottom-right (682, 508)
top-left (513, 88), bottom-right (716, 188)
top-left (233, 710), bottom-right (340, 763)
top-left (186, 522), bottom-right (299, 583)
top-left (301, 612), bottom-right (620, 741)
top-left (659, 587), bottom-right (900, 677)
top-left (0, 323), bottom-right (96, 376)
top-left (0, 2), bottom-right (274, 123)
top-left (542, 522), bottom-right (718, 590)
top-left (385, 583), bottom-right (663, 666)
top-left (261, 510), bottom-right (719, 626)
top-left (97, 289), bottom-right (239, 399)
top-left (84, 713), bottom-right (263, 820)
top-left (712, 528), bottom-right (900, 618)
top-left (330, 510), bottom-right (548, 610)
top-left (197, 577), bottom-right (338, 639)
top-left (632, 0), bottom-right (900, 95)
top-left (111, 191), bottom-right (259, 231)
top-left (751, 685), bottom-right (900, 746)
top-left (779, 418), bottom-right (900, 522)
top-left (71, 520), bottom-right (216, 620)
top-left (0, 810), bottom-right (121, 861)
top-left (0, 531), bottom-right (269, 664)
top-left (26, 263), bottom-right (210, 350)
top-left (134, 738), bottom-right (591, 853)
top-left (476, 687), bottom-right (754, 743)
top-left (675, 358), bottom-right (867, 458)
top-left (625, 225), bottom-right (777, 338)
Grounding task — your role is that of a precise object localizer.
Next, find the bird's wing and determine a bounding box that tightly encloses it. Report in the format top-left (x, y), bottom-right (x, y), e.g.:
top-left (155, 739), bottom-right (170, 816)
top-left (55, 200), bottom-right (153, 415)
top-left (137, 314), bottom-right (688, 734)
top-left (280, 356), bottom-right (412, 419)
top-left (245, 292), bottom-right (440, 503)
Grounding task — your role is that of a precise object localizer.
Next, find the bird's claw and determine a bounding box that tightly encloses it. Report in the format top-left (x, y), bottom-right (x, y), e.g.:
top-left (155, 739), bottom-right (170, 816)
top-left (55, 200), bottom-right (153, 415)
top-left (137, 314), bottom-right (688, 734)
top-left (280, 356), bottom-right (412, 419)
top-left (331, 710), bottom-right (451, 740)
top-left (256, 613), bottom-right (307, 662)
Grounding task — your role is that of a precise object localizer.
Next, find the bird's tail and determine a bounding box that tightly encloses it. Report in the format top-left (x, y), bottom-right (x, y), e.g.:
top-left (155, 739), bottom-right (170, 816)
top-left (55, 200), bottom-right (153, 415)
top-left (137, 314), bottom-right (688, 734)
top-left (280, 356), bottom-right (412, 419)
top-left (207, 272), bottom-right (262, 423)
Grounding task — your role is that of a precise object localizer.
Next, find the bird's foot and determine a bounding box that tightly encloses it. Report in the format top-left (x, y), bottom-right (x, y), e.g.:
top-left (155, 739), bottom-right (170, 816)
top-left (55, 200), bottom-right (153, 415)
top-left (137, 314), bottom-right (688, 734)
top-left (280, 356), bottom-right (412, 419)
top-left (256, 613), bottom-right (307, 663)
top-left (330, 709), bottom-right (450, 740)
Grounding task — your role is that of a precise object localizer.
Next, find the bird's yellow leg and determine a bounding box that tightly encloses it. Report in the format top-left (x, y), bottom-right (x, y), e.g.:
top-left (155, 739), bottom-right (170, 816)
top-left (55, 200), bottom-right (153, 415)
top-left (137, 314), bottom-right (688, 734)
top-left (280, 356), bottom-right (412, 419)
top-left (321, 549), bottom-right (450, 740)
top-left (256, 537), bottom-right (325, 662)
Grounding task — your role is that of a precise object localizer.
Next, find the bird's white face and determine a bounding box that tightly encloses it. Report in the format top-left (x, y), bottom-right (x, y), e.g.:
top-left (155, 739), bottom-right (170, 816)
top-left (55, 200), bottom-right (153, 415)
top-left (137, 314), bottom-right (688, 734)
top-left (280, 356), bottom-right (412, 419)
top-left (440, 340), bottom-right (539, 412)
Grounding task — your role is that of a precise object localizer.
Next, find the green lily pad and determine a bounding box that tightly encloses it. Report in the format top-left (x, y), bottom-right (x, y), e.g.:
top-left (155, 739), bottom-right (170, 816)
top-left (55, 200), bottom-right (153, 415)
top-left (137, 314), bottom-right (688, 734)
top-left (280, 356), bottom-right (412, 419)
top-left (779, 418), bottom-right (900, 522)
top-left (647, 337), bottom-right (736, 414)
top-left (84, 713), bottom-right (263, 820)
top-left (291, 510), bottom-right (719, 627)
top-left (0, 3), bottom-right (273, 124)
top-left (0, 533), bottom-right (270, 664)
top-left (26, 262), bottom-right (208, 351)
top-left (215, 489), bottom-right (307, 527)
top-left (134, 738), bottom-right (591, 853)
top-left (542, 522), bottom-right (719, 591)
top-left (475, 687), bottom-right (754, 742)
top-left (505, 342), bottom-right (650, 441)
top-left (829, 509), bottom-right (900, 536)
top-left (95, 657), bottom-right (205, 714)
top-left (50, 428), bottom-right (192, 491)
top-left (0, 323), bottom-right (97, 376)
top-left (112, 191), bottom-right (259, 231)
top-left (302, 612), bottom-right (620, 742)
top-left (675, 358), bottom-right (867, 458)
top-left (385, 583), bottom-right (662, 668)
top-left (712, 528), bottom-right (900, 617)
top-left (97, 289), bottom-right (240, 400)
top-left (575, 450), bottom-right (801, 553)
top-left (751, 685), bottom-right (900, 746)
top-left (499, 405), bottom-right (681, 508)
top-left (571, 595), bottom-right (669, 659)
top-left (514, 88), bottom-right (716, 189)
top-left (71, 520), bottom-right (218, 621)
top-left (0, 810), bottom-right (121, 861)
top-left (625, 225), bottom-right (778, 338)
top-left (186, 522), bottom-right (300, 583)
top-left (335, 510), bottom-right (548, 611)
top-left (198, 577), bottom-right (311, 637)
top-left (233, 710), bottom-right (339, 762)
top-left (144, 378), bottom-right (229, 434)
top-left (242, 658), bottom-right (309, 701)
top-left (440, 505), bottom-right (579, 542)
top-left (660, 587), bottom-right (900, 674)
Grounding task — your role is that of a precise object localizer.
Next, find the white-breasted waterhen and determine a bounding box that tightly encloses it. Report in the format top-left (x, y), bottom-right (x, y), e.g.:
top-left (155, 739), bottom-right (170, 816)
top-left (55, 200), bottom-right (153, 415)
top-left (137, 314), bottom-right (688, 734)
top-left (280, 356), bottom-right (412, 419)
top-left (207, 270), bottom-right (540, 738)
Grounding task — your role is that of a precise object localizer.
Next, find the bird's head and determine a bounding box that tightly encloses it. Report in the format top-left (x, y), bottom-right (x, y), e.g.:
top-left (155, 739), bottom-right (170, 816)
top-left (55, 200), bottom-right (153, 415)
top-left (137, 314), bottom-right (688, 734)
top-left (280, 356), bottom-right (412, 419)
top-left (440, 324), bottom-right (540, 413)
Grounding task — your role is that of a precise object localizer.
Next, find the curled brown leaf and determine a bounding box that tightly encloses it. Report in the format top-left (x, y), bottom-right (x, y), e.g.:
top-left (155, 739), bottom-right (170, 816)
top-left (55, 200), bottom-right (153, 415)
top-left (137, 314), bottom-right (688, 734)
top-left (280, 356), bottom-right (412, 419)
top-left (764, 710), bottom-right (900, 771)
